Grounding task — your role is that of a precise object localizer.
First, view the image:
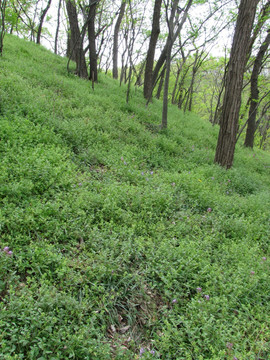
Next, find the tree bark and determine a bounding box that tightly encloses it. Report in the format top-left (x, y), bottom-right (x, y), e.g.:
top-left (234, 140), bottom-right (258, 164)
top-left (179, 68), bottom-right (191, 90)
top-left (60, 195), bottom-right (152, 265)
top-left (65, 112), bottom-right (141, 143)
top-left (0, 0), bottom-right (6, 56)
top-left (161, 0), bottom-right (179, 129)
top-left (155, 66), bottom-right (165, 100)
top-left (113, 0), bottom-right (126, 79)
top-left (66, 0), bottom-right (88, 78)
top-left (143, 0), bottom-right (162, 100)
top-left (36, 0), bottom-right (52, 44)
top-left (244, 29), bottom-right (270, 148)
top-left (214, 0), bottom-right (258, 169)
top-left (152, 0), bottom-right (193, 90)
top-left (54, 0), bottom-right (62, 54)
top-left (88, 0), bottom-right (98, 82)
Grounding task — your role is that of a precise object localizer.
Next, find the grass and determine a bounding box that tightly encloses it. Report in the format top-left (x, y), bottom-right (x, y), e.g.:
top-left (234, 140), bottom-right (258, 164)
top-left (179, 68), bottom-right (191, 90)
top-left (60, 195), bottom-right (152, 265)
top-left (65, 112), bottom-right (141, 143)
top-left (0, 34), bottom-right (270, 359)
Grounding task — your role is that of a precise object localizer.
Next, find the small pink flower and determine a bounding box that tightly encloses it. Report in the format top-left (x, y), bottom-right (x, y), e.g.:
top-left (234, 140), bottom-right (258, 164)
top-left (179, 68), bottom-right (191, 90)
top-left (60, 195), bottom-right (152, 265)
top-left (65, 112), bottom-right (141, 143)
top-left (207, 208), bottom-right (212, 212)
top-left (196, 287), bottom-right (202, 293)
top-left (172, 298), bottom-right (177, 303)
top-left (3, 247), bottom-right (9, 252)
top-left (250, 271), bottom-right (255, 275)
top-left (226, 342), bottom-right (233, 349)
top-left (204, 295), bottom-right (210, 300)
top-left (7, 251), bottom-right (13, 256)
top-left (262, 257), bottom-right (266, 261)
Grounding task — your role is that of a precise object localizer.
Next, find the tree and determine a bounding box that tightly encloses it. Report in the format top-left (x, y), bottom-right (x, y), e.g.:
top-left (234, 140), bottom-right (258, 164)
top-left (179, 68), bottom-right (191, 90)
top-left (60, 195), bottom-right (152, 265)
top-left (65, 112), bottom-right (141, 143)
top-left (113, 0), bottom-right (126, 79)
top-left (0, 0), bottom-right (7, 55)
top-left (54, 0), bottom-right (62, 54)
top-left (143, 0), bottom-right (162, 100)
top-left (88, 0), bottom-right (99, 82)
top-left (161, 0), bottom-right (193, 129)
top-left (36, 0), bottom-right (52, 44)
top-left (244, 30), bottom-right (270, 148)
top-left (214, 0), bottom-right (259, 169)
top-left (66, 0), bottom-right (88, 78)
top-left (161, 0), bottom-right (179, 129)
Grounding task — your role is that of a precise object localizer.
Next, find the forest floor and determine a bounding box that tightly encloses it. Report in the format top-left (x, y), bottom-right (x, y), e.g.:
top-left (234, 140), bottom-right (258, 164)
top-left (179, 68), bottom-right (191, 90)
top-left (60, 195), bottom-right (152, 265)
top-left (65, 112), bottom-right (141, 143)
top-left (0, 35), bottom-right (270, 359)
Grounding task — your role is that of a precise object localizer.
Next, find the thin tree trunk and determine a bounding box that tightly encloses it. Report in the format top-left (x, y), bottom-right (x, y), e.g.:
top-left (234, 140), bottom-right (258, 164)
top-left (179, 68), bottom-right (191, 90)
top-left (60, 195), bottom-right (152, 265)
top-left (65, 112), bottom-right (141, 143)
top-left (171, 61), bottom-right (183, 105)
top-left (88, 0), bottom-right (98, 82)
top-left (155, 66), bottom-right (165, 100)
top-left (143, 0), bottom-right (162, 100)
top-left (259, 116), bottom-right (270, 149)
top-left (113, 0), bottom-right (126, 79)
top-left (54, 0), bottom-right (62, 54)
top-left (214, 0), bottom-right (258, 169)
top-left (0, 0), bottom-right (7, 56)
top-left (152, 0), bottom-right (193, 89)
top-left (161, 0), bottom-right (179, 129)
top-left (36, 0), bottom-right (52, 44)
top-left (244, 29), bottom-right (270, 148)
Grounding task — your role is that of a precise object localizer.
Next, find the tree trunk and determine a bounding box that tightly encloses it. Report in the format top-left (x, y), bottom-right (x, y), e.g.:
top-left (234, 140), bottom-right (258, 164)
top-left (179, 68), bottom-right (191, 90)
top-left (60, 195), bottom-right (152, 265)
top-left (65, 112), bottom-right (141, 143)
top-left (36, 0), bottom-right (52, 44)
top-left (143, 0), bottom-right (162, 100)
top-left (0, 0), bottom-right (7, 56)
top-left (88, 0), bottom-right (98, 82)
top-left (161, 0), bottom-right (179, 129)
top-left (244, 29), bottom-right (270, 148)
top-left (113, 0), bottom-right (126, 79)
top-left (259, 116), bottom-right (270, 149)
top-left (66, 0), bottom-right (88, 78)
top-left (54, 0), bottom-right (62, 54)
top-left (155, 66), bottom-right (165, 100)
top-left (152, 0), bottom-right (193, 89)
top-left (171, 61), bottom-right (183, 105)
top-left (214, 0), bottom-right (258, 169)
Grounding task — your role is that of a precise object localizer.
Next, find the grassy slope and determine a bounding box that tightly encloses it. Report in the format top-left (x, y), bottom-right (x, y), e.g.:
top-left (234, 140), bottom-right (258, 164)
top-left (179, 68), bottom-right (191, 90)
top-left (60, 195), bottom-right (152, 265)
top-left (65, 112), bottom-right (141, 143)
top-left (0, 35), bottom-right (270, 359)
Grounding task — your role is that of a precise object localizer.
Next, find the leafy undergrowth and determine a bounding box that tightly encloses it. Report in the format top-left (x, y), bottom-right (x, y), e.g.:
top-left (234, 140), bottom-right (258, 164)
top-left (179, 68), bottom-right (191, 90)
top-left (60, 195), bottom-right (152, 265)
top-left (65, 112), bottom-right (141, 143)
top-left (0, 35), bottom-right (270, 359)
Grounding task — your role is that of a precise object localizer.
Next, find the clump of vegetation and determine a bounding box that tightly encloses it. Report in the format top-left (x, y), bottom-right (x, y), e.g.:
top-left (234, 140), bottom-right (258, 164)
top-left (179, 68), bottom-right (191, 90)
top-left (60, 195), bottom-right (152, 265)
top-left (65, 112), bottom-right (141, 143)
top-left (0, 35), bottom-right (270, 359)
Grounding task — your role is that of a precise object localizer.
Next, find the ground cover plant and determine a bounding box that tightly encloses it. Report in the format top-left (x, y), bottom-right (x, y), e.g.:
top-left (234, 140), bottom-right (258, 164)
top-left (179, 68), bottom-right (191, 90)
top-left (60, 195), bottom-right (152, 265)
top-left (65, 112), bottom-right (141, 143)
top-left (0, 35), bottom-right (270, 359)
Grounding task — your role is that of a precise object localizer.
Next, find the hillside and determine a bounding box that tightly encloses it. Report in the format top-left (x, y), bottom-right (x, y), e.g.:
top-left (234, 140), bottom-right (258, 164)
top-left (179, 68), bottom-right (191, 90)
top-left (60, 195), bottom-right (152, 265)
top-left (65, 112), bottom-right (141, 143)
top-left (0, 35), bottom-right (270, 359)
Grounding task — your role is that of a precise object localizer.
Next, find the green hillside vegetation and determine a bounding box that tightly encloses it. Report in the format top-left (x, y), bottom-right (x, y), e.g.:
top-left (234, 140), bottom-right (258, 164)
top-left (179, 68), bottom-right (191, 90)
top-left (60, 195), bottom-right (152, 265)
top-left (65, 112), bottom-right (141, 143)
top-left (0, 35), bottom-right (270, 359)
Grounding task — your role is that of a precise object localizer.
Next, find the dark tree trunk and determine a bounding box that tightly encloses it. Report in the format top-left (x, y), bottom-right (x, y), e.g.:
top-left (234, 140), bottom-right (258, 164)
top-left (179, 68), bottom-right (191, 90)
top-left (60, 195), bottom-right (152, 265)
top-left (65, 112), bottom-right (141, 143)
top-left (171, 60), bottom-right (184, 105)
top-left (54, 0), bottom-right (62, 54)
top-left (0, 0), bottom-right (7, 56)
top-left (259, 116), bottom-right (270, 149)
top-left (113, 0), bottom-right (126, 79)
top-left (214, 0), bottom-right (258, 169)
top-left (66, 0), bottom-right (88, 78)
top-left (143, 0), bottom-right (162, 100)
top-left (135, 60), bottom-right (146, 86)
top-left (152, 0), bottom-right (193, 89)
top-left (244, 29), bottom-right (270, 148)
top-left (66, 30), bottom-right (76, 61)
top-left (36, 0), bottom-right (52, 44)
top-left (88, 0), bottom-right (98, 82)
top-left (161, 53), bottom-right (172, 129)
top-left (155, 66), bottom-right (165, 100)
top-left (161, 0), bottom-right (179, 129)
top-left (184, 50), bottom-right (208, 112)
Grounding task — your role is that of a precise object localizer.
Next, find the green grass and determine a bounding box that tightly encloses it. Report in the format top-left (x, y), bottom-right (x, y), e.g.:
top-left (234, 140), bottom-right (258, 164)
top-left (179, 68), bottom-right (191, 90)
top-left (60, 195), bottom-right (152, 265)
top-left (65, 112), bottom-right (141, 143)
top-left (0, 35), bottom-right (270, 359)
